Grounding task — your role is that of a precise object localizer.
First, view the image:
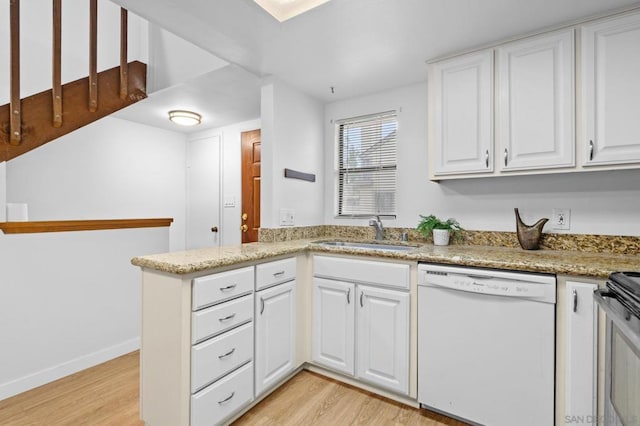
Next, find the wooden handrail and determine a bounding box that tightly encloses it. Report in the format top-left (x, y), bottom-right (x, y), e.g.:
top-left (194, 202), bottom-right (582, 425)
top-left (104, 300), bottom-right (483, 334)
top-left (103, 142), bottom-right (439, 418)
top-left (10, 0), bottom-right (21, 145)
top-left (0, 218), bottom-right (173, 234)
top-left (89, 0), bottom-right (98, 112)
top-left (120, 8), bottom-right (128, 100)
top-left (53, 0), bottom-right (62, 127)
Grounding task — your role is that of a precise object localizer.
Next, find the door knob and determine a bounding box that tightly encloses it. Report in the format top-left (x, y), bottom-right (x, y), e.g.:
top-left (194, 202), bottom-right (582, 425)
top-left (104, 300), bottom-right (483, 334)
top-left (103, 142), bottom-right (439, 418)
top-left (211, 226), bottom-right (218, 233)
top-left (241, 213), bottom-right (248, 221)
top-left (240, 224), bottom-right (248, 232)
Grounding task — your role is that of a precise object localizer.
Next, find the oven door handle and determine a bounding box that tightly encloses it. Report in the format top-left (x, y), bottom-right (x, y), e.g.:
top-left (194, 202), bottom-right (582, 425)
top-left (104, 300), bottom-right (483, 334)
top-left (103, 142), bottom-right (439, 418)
top-left (594, 288), bottom-right (640, 350)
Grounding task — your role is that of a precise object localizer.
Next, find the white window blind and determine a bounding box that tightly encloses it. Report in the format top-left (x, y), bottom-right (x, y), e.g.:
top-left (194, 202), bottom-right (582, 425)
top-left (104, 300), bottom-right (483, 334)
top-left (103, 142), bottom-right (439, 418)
top-left (336, 111), bottom-right (397, 217)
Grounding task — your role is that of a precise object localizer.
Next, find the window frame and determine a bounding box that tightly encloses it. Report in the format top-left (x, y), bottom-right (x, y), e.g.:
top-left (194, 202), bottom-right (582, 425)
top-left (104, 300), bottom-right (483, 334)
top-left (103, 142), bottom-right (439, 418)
top-left (334, 110), bottom-right (398, 219)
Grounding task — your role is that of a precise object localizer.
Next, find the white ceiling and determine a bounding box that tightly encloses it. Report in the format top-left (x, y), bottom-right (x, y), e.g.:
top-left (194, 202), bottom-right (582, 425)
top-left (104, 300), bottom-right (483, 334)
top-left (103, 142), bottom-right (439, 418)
top-left (111, 0), bottom-right (640, 132)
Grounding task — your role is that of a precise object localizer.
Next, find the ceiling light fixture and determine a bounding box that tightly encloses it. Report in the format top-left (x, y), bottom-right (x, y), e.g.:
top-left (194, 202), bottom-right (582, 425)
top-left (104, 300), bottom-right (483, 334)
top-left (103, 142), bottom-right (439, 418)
top-left (168, 110), bottom-right (202, 126)
top-left (254, 0), bottom-right (331, 22)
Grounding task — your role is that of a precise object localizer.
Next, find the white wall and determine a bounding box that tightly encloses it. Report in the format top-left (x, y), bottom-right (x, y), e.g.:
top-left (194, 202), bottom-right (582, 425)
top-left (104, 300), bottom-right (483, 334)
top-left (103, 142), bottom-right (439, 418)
top-left (261, 78), bottom-right (324, 228)
top-left (0, 0), bottom-right (148, 103)
top-left (147, 24), bottom-right (229, 93)
top-left (0, 162), bottom-right (5, 222)
top-left (189, 118), bottom-right (261, 246)
top-left (324, 82), bottom-right (640, 236)
top-left (0, 227), bottom-right (168, 400)
top-left (6, 117), bottom-right (187, 251)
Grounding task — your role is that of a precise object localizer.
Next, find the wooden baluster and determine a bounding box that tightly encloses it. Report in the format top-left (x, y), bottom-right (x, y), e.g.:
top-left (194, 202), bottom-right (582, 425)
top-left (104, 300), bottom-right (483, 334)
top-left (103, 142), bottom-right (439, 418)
top-left (52, 0), bottom-right (62, 127)
top-left (120, 8), bottom-right (128, 100)
top-left (89, 0), bottom-right (98, 112)
top-left (9, 0), bottom-right (21, 145)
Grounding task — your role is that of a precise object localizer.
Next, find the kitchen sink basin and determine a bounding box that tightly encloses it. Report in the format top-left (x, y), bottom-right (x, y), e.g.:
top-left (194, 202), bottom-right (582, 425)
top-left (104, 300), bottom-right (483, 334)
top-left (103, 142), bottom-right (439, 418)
top-left (315, 241), bottom-right (417, 252)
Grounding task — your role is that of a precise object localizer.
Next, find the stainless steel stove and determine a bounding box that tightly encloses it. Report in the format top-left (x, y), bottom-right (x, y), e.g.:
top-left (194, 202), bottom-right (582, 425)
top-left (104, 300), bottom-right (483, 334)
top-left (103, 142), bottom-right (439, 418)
top-left (594, 272), bottom-right (640, 426)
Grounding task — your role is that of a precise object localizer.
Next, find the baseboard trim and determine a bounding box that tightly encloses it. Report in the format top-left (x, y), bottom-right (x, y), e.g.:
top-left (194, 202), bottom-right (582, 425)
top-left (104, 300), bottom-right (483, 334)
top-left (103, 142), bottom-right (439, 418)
top-left (0, 337), bottom-right (140, 401)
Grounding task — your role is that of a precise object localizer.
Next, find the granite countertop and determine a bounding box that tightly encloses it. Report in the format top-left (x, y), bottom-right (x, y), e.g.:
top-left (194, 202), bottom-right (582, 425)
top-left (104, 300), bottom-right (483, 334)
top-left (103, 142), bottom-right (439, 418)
top-left (131, 238), bottom-right (640, 278)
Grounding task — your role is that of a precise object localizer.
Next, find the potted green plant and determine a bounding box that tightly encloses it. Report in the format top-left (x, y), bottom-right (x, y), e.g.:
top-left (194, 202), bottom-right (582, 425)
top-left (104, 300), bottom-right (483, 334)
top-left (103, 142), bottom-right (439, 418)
top-left (416, 214), bottom-right (463, 246)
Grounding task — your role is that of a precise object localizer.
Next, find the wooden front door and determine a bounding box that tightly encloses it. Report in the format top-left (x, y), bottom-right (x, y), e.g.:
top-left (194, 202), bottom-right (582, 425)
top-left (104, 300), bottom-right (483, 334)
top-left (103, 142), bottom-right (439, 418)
top-left (241, 129), bottom-right (261, 243)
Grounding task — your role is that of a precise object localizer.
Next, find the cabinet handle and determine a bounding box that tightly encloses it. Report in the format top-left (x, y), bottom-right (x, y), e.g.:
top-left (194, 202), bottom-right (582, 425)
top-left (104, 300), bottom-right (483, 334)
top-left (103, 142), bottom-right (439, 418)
top-left (260, 297), bottom-right (265, 315)
top-left (219, 284), bottom-right (237, 292)
top-left (360, 291), bottom-right (364, 307)
top-left (218, 348), bottom-right (236, 359)
top-left (485, 150), bottom-right (489, 168)
top-left (346, 288), bottom-right (351, 304)
top-left (218, 313), bottom-right (236, 322)
top-left (273, 271), bottom-right (285, 277)
top-left (573, 289), bottom-right (578, 313)
top-left (589, 140), bottom-right (594, 161)
top-left (218, 391), bottom-right (235, 404)
top-left (504, 148), bottom-right (508, 167)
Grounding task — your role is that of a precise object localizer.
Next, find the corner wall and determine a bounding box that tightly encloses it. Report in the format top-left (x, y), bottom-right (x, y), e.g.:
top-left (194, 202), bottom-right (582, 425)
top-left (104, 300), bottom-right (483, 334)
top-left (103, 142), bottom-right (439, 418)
top-left (261, 78), bottom-right (324, 228)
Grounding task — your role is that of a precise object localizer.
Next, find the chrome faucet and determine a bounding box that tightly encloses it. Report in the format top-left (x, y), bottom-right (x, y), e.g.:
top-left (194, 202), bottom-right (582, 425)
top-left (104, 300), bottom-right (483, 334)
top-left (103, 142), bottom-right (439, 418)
top-left (369, 215), bottom-right (384, 240)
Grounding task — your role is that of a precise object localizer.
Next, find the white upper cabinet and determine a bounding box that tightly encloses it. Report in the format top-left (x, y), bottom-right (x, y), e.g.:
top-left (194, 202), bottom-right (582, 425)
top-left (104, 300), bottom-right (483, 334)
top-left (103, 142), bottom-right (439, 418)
top-left (581, 11), bottom-right (640, 166)
top-left (430, 50), bottom-right (494, 176)
top-left (497, 30), bottom-right (575, 171)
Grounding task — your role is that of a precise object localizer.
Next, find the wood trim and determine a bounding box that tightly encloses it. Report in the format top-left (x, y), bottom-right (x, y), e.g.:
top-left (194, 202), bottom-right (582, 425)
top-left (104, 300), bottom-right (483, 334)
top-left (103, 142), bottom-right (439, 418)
top-left (0, 218), bottom-right (173, 234)
top-left (120, 8), bottom-right (128, 100)
top-left (52, 0), bottom-right (62, 127)
top-left (89, 0), bottom-right (98, 112)
top-left (9, 0), bottom-right (21, 145)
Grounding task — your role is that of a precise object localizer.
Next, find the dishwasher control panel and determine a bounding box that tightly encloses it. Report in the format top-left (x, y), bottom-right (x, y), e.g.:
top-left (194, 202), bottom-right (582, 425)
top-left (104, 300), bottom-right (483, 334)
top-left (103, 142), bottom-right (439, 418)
top-left (418, 264), bottom-right (556, 303)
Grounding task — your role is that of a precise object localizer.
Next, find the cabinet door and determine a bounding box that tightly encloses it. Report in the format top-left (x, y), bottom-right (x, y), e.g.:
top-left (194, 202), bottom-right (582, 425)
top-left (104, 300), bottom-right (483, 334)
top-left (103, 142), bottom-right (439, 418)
top-left (255, 280), bottom-right (296, 396)
top-left (430, 50), bottom-right (494, 176)
top-left (497, 30), bottom-right (575, 171)
top-left (582, 12), bottom-right (640, 165)
top-left (356, 285), bottom-right (409, 395)
top-left (312, 278), bottom-right (355, 375)
top-left (565, 282), bottom-right (598, 422)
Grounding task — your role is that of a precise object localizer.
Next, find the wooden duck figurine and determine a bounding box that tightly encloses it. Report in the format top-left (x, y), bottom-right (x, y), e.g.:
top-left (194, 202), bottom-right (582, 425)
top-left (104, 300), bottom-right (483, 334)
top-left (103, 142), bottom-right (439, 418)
top-left (514, 208), bottom-right (548, 250)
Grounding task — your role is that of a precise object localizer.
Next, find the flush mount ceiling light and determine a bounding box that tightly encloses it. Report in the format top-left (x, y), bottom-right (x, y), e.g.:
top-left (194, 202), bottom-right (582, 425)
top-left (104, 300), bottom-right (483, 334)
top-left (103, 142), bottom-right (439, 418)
top-left (168, 110), bottom-right (202, 126)
top-left (254, 0), bottom-right (331, 22)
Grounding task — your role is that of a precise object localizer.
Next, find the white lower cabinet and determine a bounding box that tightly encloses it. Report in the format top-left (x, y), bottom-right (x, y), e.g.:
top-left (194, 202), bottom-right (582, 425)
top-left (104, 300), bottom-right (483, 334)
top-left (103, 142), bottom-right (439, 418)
top-left (255, 280), bottom-right (297, 396)
top-left (191, 361), bottom-right (254, 426)
top-left (312, 278), bottom-right (356, 375)
top-left (565, 281), bottom-right (598, 421)
top-left (312, 256), bottom-right (410, 395)
top-left (357, 285), bottom-right (409, 393)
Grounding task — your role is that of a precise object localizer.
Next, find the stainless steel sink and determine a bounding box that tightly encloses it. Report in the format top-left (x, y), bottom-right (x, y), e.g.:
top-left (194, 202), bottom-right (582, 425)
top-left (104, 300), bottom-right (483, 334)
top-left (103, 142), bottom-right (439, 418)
top-left (315, 241), bottom-right (417, 252)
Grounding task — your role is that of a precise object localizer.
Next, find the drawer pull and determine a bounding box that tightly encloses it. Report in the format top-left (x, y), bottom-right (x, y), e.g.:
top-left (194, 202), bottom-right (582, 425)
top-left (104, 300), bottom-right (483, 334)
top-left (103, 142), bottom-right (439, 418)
top-left (219, 284), bottom-right (237, 292)
top-left (218, 391), bottom-right (235, 404)
top-left (218, 348), bottom-right (236, 359)
top-left (218, 313), bottom-right (236, 322)
top-left (273, 270), bottom-right (285, 277)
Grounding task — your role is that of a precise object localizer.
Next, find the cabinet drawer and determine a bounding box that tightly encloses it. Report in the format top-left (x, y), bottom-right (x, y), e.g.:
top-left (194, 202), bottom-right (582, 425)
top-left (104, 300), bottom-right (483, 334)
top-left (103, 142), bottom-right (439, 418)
top-left (192, 294), bottom-right (254, 344)
top-left (314, 255), bottom-right (410, 289)
top-left (191, 322), bottom-right (253, 393)
top-left (192, 266), bottom-right (254, 310)
top-left (191, 361), bottom-right (253, 426)
top-left (256, 257), bottom-right (296, 290)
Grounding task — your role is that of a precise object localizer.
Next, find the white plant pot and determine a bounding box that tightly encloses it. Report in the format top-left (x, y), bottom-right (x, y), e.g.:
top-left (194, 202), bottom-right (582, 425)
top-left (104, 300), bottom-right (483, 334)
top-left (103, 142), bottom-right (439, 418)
top-left (432, 229), bottom-right (450, 246)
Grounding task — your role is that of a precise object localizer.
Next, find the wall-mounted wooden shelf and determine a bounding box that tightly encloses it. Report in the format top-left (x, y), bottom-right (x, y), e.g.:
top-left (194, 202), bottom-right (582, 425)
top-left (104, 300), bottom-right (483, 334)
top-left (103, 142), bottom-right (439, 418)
top-left (0, 218), bottom-right (173, 234)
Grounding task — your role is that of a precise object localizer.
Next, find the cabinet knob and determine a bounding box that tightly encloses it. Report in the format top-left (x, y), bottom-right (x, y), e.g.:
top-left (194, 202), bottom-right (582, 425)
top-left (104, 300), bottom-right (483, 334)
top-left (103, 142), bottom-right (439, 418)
top-left (211, 226), bottom-right (218, 233)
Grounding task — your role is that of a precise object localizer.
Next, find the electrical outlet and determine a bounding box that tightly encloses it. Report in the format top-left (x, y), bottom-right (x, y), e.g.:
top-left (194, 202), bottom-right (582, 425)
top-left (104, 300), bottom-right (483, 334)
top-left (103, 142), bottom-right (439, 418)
top-left (552, 208), bottom-right (571, 230)
top-left (279, 208), bottom-right (295, 226)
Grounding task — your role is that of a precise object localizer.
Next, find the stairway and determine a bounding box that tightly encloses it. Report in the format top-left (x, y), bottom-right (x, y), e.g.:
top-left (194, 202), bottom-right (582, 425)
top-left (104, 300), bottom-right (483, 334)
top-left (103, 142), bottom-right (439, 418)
top-left (0, 0), bottom-right (147, 162)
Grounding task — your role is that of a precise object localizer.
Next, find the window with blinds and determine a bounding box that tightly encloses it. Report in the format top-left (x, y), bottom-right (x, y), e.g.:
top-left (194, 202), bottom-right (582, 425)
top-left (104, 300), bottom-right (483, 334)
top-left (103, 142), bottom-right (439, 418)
top-left (336, 111), bottom-right (397, 217)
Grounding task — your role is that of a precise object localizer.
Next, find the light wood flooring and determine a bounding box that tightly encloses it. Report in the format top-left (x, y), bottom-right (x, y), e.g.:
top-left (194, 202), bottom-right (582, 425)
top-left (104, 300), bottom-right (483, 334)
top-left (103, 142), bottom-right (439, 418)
top-left (0, 352), bottom-right (466, 426)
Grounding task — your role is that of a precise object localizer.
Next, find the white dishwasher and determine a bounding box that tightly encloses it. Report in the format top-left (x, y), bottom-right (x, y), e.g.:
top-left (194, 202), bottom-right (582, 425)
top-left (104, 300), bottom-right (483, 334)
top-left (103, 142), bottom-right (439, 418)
top-left (418, 263), bottom-right (556, 426)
